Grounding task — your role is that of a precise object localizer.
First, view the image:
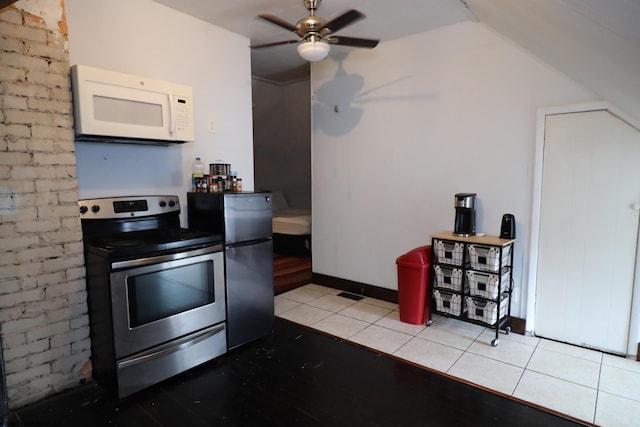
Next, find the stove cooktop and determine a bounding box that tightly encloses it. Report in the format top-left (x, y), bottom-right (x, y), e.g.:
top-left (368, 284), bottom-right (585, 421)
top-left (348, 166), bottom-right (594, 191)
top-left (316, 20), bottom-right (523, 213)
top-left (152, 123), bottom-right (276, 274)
top-left (85, 228), bottom-right (223, 259)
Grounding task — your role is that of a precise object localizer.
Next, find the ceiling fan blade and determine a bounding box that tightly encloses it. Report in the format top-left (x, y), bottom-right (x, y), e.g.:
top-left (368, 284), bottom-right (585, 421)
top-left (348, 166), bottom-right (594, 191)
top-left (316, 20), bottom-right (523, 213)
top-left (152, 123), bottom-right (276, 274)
top-left (250, 40), bottom-right (299, 49)
top-left (328, 36), bottom-right (379, 49)
top-left (258, 14), bottom-right (298, 33)
top-left (320, 10), bottom-right (365, 34)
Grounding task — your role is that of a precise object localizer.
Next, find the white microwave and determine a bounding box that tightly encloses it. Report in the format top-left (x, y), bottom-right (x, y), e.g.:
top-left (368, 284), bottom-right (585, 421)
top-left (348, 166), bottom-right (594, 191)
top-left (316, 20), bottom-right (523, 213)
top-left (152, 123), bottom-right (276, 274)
top-left (70, 65), bottom-right (195, 144)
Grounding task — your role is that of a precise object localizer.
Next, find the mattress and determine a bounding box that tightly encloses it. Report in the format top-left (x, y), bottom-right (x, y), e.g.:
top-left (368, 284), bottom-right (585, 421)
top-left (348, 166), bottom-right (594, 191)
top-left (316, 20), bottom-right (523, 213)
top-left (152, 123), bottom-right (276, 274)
top-left (272, 208), bottom-right (311, 235)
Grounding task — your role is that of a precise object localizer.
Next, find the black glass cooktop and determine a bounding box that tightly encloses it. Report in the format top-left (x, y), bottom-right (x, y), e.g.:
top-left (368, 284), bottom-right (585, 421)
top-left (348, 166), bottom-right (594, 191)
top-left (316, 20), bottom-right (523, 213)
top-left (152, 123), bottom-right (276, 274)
top-left (86, 228), bottom-right (222, 259)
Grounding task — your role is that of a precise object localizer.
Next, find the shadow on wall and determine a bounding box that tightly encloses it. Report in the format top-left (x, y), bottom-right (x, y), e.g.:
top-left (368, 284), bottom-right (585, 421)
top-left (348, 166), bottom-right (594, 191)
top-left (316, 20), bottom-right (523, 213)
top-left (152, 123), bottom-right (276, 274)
top-left (313, 53), bottom-right (439, 137)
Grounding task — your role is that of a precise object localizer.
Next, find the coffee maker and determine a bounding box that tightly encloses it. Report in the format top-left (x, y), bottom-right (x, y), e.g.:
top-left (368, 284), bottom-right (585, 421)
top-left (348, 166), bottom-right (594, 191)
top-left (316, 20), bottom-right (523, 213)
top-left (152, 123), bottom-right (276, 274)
top-left (453, 193), bottom-right (477, 237)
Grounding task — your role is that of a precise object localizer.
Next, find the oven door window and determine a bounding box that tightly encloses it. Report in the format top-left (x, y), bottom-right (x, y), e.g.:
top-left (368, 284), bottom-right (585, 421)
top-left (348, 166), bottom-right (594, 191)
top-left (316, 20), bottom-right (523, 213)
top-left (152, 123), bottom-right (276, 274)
top-left (127, 260), bottom-right (214, 328)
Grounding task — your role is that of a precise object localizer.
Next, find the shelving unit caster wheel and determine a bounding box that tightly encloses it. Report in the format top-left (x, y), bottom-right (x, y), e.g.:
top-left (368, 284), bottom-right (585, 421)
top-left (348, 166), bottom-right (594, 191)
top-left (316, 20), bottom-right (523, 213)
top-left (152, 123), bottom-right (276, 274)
top-left (505, 326), bottom-right (511, 335)
top-left (491, 339), bottom-right (499, 347)
top-left (426, 319), bottom-right (433, 326)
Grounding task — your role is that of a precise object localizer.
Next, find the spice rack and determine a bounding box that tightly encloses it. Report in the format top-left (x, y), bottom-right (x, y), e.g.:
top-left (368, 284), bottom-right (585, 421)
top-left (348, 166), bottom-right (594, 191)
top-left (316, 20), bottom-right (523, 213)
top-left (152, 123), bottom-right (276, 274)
top-left (430, 231), bottom-right (515, 347)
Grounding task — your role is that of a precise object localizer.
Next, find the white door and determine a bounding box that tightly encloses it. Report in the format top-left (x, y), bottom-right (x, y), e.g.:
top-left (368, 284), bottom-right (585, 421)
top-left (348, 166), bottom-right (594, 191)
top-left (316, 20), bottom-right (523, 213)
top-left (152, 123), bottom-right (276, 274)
top-left (535, 110), bottom-right (640, 354)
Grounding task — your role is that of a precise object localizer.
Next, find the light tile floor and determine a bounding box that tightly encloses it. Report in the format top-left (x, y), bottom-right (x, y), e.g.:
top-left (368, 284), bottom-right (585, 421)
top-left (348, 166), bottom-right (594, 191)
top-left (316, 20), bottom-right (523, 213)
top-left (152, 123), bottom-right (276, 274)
top-left (275, 284), bottom-right (640, 427)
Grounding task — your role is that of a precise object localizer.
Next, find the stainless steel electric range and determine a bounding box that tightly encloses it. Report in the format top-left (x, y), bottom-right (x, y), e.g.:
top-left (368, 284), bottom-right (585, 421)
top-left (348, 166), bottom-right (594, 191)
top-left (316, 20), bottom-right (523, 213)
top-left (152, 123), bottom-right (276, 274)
top-left (79, 195), bottom-right (227, 398)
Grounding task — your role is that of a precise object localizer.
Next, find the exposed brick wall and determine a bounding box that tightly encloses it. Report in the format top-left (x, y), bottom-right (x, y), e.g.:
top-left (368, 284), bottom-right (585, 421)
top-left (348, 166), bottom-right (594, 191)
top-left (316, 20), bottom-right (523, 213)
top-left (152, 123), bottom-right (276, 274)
top-left (0, 0), bottom-right (90, 408)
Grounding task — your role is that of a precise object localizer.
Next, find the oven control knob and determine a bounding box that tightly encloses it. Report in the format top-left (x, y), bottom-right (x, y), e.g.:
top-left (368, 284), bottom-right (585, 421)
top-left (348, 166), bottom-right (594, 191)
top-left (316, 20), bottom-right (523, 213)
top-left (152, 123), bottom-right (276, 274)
top-left (168, 200), bottom-right (176, 207)
top-left (159, 200), bottom-right (167, 207)
top-left (91, 205), bottom-right (100, 213)
top-left (79, 205), bottom-right (88, 214)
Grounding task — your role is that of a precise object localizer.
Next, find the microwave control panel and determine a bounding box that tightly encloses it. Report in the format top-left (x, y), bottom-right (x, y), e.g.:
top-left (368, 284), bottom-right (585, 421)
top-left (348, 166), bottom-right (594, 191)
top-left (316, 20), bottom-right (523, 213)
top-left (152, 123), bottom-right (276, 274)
top-left (174, 97), bottom-right (191, 136)
top-left (172, 85), bottom-right (194, 141)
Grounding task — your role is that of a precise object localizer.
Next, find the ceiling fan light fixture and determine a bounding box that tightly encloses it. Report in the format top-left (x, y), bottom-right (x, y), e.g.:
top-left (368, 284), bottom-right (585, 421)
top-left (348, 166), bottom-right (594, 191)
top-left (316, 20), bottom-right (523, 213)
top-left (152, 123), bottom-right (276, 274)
top-left (297, 40), bottom-right (330, 62)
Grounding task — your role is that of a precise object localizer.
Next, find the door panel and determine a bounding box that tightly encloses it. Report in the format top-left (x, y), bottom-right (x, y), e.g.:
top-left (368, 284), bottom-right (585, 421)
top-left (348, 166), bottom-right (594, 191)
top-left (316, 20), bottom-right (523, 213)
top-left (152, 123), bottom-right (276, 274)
top-left (535, 110), bottom-right (640, 354)
top-left (223, 193), bottom-right (272, 244)
top-left (225, 239), bottom-right (274, 349)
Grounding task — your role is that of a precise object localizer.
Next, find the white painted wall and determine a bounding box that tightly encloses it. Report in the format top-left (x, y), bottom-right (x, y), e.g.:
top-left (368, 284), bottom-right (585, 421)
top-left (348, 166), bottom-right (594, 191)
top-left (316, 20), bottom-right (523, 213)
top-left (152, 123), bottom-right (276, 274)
top-left (65, 0), bottom-right (255, 225)
top-left (311, 22), bottom-right (598, 317)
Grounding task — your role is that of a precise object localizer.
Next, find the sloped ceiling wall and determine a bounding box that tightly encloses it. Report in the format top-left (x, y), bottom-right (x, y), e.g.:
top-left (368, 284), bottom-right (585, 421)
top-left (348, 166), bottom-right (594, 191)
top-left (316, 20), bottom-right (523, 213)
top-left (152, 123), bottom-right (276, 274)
top-left (467, 0), bottom-right (640, 123)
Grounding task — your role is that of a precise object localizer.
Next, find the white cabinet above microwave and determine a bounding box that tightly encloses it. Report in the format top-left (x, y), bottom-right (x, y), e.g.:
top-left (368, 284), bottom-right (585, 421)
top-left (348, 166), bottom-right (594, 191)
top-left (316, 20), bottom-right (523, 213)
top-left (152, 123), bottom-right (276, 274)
top-left (70, 65), bottom-right (195, 145)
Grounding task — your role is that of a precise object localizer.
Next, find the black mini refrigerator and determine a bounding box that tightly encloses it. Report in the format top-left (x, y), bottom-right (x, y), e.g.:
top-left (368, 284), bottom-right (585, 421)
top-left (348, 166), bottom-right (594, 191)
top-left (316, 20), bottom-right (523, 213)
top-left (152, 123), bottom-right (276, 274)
top-left (188, 192), bottom-right (274, 350)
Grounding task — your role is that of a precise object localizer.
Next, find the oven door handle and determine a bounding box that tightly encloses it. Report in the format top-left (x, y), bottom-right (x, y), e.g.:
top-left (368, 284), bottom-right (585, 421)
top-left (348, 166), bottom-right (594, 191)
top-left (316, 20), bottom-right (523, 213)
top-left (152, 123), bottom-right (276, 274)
top-left (111, 244), bottom-right (223, 270)
top-left (117, 324), bottom-right (225, 370)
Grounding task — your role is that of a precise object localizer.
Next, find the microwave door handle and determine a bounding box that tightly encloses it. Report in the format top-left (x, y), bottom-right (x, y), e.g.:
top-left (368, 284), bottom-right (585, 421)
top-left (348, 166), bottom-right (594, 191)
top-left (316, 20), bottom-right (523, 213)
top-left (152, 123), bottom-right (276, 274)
top-left (167, 93), bottom-right (175, 135)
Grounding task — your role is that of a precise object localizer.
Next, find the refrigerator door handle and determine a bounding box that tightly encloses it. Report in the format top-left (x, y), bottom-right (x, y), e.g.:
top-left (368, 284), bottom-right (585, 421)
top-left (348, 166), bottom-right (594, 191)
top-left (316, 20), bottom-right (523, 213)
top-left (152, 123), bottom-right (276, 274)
top-left (226, 237), bottom-right (272, 248)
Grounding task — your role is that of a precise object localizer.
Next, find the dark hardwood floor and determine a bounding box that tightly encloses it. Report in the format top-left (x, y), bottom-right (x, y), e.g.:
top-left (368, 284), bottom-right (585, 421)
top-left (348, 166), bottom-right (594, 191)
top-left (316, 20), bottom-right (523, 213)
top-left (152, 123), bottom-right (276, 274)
top-left (8, 318), bottom-right (590, 427)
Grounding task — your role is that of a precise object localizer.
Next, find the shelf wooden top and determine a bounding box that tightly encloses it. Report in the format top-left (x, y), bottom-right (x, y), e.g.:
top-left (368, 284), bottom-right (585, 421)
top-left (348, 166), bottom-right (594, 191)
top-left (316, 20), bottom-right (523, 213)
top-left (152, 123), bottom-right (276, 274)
top-left (431, 231), bottom-right (516, 246)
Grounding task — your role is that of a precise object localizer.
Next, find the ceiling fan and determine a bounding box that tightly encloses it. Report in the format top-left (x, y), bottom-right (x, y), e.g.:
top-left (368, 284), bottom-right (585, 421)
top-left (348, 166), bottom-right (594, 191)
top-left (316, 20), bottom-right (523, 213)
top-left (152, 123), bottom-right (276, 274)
top-left (251, 0), bottom-right (380, 62)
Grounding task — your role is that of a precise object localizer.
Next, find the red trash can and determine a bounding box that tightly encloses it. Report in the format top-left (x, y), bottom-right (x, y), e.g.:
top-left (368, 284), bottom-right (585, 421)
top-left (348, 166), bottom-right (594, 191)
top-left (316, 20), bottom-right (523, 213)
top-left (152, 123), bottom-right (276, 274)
top-left (396, 245), bottom-right (432, 325)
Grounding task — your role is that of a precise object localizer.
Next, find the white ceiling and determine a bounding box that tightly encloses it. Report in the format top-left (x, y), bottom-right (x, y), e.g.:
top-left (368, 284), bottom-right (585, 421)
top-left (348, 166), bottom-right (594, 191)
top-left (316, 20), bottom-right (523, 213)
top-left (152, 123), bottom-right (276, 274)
top-left (152, 0), bottom-right (474, 82)
top-left (152, 0), bottom-right (640, 121)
